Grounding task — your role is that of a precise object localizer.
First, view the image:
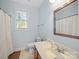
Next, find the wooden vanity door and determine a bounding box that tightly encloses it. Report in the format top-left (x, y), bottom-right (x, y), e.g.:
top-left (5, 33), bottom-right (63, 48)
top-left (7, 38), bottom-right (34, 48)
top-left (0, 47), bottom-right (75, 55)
top-left (34, 47), bottom-right (41, 59)
top-left (34, 47), bottom-right (38, 59)
top-left (38, 52), bottom-right (41, 59)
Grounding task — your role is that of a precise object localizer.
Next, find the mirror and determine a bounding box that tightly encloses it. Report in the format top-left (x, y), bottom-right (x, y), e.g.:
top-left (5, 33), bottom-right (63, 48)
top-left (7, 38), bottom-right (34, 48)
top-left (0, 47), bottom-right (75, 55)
top-left (54, 0), bottom-right (79, 39)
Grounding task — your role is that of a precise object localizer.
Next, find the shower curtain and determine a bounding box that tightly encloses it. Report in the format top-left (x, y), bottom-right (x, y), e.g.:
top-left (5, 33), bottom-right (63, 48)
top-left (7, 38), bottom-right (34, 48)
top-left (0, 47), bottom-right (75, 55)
top-left (0, 9), bottom-right (13, 59)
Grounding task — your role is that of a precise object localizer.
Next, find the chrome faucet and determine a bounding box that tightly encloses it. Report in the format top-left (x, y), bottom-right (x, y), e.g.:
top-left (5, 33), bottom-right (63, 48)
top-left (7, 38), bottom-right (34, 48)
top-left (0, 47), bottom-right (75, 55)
top-left (57, 46), bottom-right (64, 54)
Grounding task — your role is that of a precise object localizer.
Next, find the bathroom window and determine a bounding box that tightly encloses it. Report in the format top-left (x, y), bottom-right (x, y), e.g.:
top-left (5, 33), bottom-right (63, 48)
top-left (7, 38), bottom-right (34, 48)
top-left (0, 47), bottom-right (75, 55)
top-left (16, 11), bottom-right (27, 29)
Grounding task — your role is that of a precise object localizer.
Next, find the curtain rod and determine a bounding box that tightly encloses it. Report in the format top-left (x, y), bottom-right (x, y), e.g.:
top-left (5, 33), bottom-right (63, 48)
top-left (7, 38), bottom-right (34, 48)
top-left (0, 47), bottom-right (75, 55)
top-left (0, 8), bottom-right (12, 17)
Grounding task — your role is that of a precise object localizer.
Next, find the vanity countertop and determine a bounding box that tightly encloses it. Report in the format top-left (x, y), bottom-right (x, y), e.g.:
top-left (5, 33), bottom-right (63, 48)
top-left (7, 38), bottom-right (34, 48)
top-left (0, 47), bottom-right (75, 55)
top-left (34, 41), bottom-right (78, 59)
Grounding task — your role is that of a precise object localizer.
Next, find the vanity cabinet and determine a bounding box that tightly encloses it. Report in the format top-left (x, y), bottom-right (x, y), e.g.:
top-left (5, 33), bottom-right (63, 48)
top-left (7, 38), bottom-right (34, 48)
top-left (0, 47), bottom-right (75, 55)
top-left (34, 47), bottom-right (41, 59)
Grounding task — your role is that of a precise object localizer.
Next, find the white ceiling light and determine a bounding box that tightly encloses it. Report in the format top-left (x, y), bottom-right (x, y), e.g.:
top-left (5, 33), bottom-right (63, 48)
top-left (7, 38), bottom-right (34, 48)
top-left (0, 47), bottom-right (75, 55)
top-left (49, 0), bottom-right (55, 3)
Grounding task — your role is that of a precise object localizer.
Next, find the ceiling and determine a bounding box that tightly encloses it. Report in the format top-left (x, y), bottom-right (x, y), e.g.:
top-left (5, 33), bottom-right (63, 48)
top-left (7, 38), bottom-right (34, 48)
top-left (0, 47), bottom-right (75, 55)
top-left (12, 0), bottom-right (45, 8)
